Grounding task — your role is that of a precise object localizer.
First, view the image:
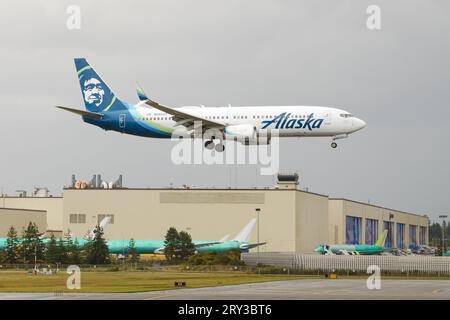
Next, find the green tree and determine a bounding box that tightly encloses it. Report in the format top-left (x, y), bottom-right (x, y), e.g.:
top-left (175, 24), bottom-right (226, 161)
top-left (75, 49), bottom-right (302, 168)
top-left (429, 222), bottom-right (441, 246)
top-left (44, 235), bottom-right (58, 264)
top-left (178, 231), bottom-right (195, 260)
top-left (127, 238), bottom-right (140, 263)
top-left (20, 222), bottom-right (45, 264)
top-left (85, 225), bottom-right (110, 265)
top-left (164, 227), bottom-right (180, 262)
top-left (55, 238), bottom-right (69, 264)
top-left (2, 226), bottom-right (19, 263)
top-left (68, 239), bottom-right (83, 264)
top-left (63, 230), bottom-right (82, 264)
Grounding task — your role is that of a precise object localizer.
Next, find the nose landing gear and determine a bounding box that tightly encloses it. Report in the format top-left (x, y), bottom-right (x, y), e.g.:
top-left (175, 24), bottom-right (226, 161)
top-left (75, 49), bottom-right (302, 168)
top-left (330, 134), bottom-right (348, 149)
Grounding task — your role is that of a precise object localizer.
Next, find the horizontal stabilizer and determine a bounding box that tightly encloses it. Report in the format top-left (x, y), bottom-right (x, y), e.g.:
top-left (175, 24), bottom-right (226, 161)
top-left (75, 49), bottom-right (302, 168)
top-left (56, 106), bottom-right (103, 120)
top-left (239, 242), bottom-right (266, 250)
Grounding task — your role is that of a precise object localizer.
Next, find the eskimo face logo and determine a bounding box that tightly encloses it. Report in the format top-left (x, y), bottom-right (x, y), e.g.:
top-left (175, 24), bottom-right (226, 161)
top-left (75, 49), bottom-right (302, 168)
top-left (83, 78), bottom-right (105, 107)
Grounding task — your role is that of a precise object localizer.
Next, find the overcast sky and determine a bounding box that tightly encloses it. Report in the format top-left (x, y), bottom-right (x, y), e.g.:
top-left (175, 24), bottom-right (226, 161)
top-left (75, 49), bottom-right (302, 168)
top-left (0, 1), bottom-right (449, 221)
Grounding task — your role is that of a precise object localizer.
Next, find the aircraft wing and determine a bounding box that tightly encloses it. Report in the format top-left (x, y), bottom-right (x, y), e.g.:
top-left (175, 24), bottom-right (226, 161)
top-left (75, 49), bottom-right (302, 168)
top-left (154, 241), bottom-right (221, 254)
top-left (193, 241), bottom-right (221, 248)
top-left (144, 99), bottom-right (225, 131)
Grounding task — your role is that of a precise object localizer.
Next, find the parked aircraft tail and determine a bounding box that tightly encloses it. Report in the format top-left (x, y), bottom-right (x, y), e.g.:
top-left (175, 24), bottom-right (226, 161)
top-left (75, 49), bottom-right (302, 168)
top-left (375, 229), bottom-right (388, 247)
top-left (88, 216), bottom-right (112, 240)
top-left (232, 218), bottom-right (257, 242)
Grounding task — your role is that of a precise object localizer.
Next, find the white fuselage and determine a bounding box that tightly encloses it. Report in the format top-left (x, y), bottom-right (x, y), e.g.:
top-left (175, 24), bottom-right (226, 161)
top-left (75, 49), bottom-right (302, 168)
top-left (133, 104), bottom-right (366, 138)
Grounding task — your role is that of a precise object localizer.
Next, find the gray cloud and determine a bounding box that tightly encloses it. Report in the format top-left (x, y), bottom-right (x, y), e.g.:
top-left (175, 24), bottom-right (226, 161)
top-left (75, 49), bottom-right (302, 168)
top-left (0, 0), bottom-right (449, 221)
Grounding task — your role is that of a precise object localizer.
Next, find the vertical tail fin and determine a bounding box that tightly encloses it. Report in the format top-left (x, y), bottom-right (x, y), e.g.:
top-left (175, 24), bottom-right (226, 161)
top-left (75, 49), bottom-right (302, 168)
top-left (88, 216), bottom-right (112, 240)
top-left (375, 229), bottom-right (388, 247)
top-left (232, 218), bottom-right (257, 242)
top-left (74, 58), bottom-right (127, 112)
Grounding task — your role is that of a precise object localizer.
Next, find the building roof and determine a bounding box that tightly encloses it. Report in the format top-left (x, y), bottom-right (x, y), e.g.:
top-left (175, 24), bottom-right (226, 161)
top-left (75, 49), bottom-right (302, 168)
top-left (329, 198), bottom-right (428, 219)
top-left (0, 207), bottom-right (46, 213)
top-left (63, 187), bottom-right (330, 198)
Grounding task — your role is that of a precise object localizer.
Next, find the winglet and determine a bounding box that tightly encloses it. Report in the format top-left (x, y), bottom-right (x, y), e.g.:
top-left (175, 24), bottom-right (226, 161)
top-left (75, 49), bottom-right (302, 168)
top-left (375, 229), bottom-right (388, 247)
top-left (136, 82), bottom-right (149, 101)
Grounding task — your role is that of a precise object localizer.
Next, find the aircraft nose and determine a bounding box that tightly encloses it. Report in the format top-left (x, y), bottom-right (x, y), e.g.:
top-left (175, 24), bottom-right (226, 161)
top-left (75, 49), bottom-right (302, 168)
top-left (354, 118), bottom-right (366, 131)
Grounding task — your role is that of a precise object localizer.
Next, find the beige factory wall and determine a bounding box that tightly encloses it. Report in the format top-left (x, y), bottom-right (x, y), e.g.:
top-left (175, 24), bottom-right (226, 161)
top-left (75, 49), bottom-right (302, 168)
top-left (0, 208), bottom-right (47, 237)
top-left (328, 199), bottom-right (344, 244)
top-left (329, 199), bottom-right (429, 247)
top-left (0, 197), bottom-right (63, 231)
top-left (62, 189), bottom-right (298, 252)
top-left (295, 191), bottom-right (329, 252)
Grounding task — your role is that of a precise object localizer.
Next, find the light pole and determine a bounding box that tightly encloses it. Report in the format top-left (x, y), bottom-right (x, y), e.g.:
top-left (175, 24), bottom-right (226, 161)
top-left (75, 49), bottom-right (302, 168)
top-left (439, 215), bottom-right (448, 255)
top-left (255, 208), bottom-right (261, 268)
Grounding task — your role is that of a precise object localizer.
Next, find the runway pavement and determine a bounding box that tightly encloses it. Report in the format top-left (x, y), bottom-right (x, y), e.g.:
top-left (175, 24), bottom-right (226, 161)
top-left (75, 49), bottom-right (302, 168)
top-left (0, 279), bottom-right (449, 300)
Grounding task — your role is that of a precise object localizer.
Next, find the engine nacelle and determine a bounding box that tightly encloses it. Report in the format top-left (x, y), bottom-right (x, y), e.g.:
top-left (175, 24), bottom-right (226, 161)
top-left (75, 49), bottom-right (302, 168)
top-left (224, 124), bottom-right (256, 140)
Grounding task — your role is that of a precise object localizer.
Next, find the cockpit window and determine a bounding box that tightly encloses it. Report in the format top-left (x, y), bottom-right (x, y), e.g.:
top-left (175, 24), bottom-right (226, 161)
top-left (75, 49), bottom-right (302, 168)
top-left (340, 113), bottom-right (353, 118)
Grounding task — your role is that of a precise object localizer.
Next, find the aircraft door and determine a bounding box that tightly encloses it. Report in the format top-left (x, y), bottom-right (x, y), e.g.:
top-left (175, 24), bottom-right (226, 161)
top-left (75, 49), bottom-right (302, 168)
top-left (323, 111), bottom-right (331, 125)
top-left (119, 114), bottom-right (126, 129)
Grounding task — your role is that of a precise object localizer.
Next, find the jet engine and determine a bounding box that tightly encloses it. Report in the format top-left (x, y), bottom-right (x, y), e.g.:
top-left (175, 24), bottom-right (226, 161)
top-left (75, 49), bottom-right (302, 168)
top-left (224, 124), bottom-right (256, 140)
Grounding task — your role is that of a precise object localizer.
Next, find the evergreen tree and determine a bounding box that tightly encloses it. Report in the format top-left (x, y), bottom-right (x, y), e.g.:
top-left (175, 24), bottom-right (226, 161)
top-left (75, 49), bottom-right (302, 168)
top-left (3, 226), bottom-right (19, 264)
top-left (85, 225), bottom-right (110, 265)
top-left (44, 235), bottom-right (58, 264)
top-left (127, 238), bottom-right (140, 263)
top-left (68, 239), bottom-right (83, 264)
top-left (178, 231), bottom-right (195, 260)
top-left (63, 230), bottom-right (81, 264)
top-left (55, 238), bottom-right (69, 264)
top-left (164, 227), bottom-right (180, 262)
top-left (429, 222), bottom-right (441, 246)
top-left (20, 222), bottom-right (45, 264)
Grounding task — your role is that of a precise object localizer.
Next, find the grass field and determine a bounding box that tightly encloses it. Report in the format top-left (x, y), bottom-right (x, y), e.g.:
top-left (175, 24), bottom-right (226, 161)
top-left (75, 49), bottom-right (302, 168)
top-left (0, 270), bottom-right (306, 293)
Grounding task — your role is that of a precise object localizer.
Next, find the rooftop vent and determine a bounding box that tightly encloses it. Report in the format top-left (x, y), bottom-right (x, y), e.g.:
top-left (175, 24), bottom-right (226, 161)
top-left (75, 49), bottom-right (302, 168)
top-left (276, 173), bottom-right (299, 190)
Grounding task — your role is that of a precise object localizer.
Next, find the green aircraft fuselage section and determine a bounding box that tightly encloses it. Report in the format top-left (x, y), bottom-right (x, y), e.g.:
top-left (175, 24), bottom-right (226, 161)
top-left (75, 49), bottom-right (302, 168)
top-left (314, 244), bottom-right (384, 255)
top-left (0, 238), bottom-right (254, 254)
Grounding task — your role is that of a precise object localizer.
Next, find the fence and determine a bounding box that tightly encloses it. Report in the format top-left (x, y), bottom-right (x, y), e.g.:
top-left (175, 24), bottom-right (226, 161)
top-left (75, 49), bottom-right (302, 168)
top-left (241, 252), bottom-right (450, 275)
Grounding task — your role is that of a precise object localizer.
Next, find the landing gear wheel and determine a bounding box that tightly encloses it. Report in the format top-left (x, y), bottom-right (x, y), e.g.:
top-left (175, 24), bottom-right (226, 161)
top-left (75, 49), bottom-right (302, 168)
top-left (215, 143), bottom-right (225, 152)
top-left (205, 140), bottom-right (214, 150)
top-left (331, 142), bottom-right (337, 149)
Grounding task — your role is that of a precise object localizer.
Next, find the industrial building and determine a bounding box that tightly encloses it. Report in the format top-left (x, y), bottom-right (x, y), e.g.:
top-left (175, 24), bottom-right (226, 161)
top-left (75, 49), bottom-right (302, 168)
top-left (0, 208), bottom-right (47, 237)
top-left (0, 175), bottom-right (429, 252)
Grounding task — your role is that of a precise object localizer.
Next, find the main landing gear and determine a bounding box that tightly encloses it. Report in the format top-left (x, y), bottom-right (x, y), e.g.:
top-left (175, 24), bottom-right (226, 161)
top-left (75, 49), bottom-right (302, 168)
top-left (204, 139), bottom-right (225, 152)
top-left (330, 134), bottom-right (348, 149)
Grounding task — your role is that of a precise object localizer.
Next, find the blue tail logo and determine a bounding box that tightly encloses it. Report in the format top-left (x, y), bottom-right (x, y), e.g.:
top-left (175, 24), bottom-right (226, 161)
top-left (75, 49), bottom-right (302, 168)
top-left (83, 78), bottom-right (104, 107)
top-left (75, 58), bottom-right (125, 113)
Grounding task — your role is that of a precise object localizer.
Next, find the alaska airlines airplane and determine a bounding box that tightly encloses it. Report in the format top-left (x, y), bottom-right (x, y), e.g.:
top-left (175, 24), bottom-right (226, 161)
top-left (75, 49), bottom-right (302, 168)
top-left (314, 230), bottom-right (389, 255)
top-left (58, 58), bottom-right (366, 150)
